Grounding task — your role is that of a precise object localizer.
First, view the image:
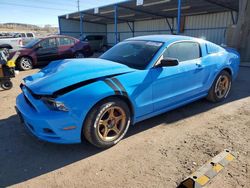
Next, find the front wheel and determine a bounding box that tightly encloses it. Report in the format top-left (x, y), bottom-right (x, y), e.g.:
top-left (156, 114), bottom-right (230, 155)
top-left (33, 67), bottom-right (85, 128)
top-left (84, 98), bottom-right (131, 148)
top-left (206, 70), bottom-right (232, 102)
top-left (17, 57), bottom-right (33, 71)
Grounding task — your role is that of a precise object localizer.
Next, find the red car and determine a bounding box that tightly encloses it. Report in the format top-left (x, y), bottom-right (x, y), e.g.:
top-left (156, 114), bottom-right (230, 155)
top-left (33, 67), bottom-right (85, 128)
top-left (13, 35), bottom-right (93, 70)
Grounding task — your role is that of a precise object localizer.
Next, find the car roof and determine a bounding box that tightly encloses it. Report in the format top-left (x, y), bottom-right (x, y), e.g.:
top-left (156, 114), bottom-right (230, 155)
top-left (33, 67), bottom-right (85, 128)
top-left (39, 35), bottom-right (77, 39)
top-left (126, 34), bottom-right (200, 43)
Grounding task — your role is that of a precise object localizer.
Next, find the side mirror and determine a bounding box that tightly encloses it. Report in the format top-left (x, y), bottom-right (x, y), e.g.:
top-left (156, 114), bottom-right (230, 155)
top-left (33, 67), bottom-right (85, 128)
top-left (156, 58), bottom-right (179, 67)
top-left (35, 45), bottom-right (42, 50)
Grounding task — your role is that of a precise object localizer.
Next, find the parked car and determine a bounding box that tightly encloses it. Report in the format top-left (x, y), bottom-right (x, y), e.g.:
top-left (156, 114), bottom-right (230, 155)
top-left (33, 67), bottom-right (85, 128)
top-left (0, 32), bottom-right (36, 50)
top-left (16, 35), bottom-right (240, 148)
top-left (13, 32), bottom-right (36, 45)
top-left (0, 32), bottom-right (12, 38)
top-left (13, 35), bottom-right (93, 70)
top-left (82, 35), bottom-right (108, 52)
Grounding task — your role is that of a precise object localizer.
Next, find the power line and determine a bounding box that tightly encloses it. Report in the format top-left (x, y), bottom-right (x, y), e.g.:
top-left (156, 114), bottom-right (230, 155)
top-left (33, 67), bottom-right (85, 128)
top-left (35, 0), bottom-right (76, 6)
top-left (0, 2), bottom-right (75, 12)
top-left (8, 0), bottom-right (77, 7)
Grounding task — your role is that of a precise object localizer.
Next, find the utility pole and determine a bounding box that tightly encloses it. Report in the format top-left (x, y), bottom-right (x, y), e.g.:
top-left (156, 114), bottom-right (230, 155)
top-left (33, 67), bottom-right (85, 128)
top-left (77, 0), bottom-right (80, 11)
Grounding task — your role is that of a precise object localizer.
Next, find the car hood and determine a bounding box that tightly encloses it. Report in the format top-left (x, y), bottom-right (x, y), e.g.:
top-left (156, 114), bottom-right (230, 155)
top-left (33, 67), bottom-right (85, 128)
top-left (9, 48), bottom-right (33, 59)
top-left (18, 47), bottom-right (33, 52)
top-left (24, 58), bottom-right (135, 95)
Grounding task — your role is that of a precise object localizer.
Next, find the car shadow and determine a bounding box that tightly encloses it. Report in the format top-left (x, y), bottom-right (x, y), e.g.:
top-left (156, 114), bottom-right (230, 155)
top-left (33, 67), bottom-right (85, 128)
top-left (0, 67), bottom-right (249, 187)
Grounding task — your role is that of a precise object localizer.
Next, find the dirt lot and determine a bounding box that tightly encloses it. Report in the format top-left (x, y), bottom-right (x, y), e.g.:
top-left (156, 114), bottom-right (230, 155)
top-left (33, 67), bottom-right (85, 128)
top-left (0, 66), bottom-right (249, 188)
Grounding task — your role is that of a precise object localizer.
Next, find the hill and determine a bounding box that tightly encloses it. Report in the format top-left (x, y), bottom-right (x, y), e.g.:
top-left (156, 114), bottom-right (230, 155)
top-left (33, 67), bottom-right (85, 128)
top-left (0, 23), bottom-right (58, 37)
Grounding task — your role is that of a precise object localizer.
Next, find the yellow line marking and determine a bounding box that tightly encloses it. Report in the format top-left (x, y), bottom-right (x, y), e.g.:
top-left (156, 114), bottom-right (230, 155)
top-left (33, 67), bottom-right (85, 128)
top-left (212, 163), bottom-right (224, 173)
top-left (196, 175), bottom-right (210, 186)
top-left (178, 149), bottom-right (237, 188)
top-left (225, 153), bottom-right (235, 161)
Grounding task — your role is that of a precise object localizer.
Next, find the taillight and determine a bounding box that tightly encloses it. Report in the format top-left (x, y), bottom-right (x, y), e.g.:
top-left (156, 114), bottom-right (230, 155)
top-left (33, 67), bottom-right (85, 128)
top-left (18, 39), bottom-right (23, 46)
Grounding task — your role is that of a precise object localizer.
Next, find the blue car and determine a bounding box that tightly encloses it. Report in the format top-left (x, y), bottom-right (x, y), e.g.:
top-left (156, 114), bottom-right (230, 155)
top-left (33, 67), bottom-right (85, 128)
top-left (16, 35), bottom-right (240, 148)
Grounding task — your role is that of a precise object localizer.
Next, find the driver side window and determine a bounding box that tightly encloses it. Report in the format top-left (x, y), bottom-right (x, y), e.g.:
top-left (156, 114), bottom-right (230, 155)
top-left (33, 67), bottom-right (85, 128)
top-left (39, 38), bottom-right (56, 49)
top-left (163, 42), bottom-right (201, 62)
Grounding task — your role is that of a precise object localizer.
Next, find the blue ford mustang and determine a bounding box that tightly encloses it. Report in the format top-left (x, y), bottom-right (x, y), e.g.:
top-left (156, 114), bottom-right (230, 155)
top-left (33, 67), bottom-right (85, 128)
top-left (16, 35), bottom-right (240, 148)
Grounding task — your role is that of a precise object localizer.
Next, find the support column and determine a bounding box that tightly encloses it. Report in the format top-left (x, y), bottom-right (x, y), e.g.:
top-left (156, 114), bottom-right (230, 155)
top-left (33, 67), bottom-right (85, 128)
top-left (58, 17), bottom-right (61, 35)
top-left (114, 5), bottom-right (118, 44)
top-left (177, 0), bottom-right (182, 34)
top-left (80, 12), bottom-right (84, 39)
top-left (132, 22), bottom-right (135, 37)
top-left (126, 22), bottom-right (135, 37)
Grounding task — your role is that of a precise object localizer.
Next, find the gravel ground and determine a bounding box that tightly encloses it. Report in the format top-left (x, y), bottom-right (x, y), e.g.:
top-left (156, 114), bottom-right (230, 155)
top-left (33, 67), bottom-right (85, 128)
top-left (0, 66), bottom-right (249, 188)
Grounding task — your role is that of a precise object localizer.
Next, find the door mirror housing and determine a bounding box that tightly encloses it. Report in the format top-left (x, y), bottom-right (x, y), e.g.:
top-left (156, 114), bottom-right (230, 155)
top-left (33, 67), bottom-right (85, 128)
top-left (156, 58), bottom-right (179, 68)
top-left (34, 45), bottom-right (42, 50)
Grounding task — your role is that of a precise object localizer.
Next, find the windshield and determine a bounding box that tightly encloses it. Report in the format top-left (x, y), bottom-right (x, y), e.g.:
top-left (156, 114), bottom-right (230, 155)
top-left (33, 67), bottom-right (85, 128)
top-left (23, 38), bottom-right (41, 48)
top-left (100, 40), bottom-right (163, 70)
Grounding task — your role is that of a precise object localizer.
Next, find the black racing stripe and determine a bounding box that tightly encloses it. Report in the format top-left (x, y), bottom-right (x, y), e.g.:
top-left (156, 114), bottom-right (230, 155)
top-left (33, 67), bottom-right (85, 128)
top-left (111, 78), bottom-right (128, 97)
top-left (104, 79), bottom-right (121, 95)
top-left (52, 73), bottom-right (127, 97)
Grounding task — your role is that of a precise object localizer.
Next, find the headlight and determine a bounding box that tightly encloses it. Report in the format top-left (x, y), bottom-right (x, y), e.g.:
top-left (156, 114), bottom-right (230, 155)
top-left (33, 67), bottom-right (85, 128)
top-left (42, 97), bottom-right (68, 112)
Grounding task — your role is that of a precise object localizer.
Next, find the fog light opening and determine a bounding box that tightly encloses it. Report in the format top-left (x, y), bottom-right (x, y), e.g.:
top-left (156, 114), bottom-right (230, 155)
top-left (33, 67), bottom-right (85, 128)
top-left (43, 128), bottom-right (55, 134)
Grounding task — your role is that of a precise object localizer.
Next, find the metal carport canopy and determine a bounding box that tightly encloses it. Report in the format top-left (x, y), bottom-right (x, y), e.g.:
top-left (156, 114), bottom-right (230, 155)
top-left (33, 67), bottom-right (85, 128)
top-left (59, 0), bottom-right (239, 43)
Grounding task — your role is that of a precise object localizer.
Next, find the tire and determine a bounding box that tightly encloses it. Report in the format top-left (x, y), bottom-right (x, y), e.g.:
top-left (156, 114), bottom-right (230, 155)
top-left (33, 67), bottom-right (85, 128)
top-left (84, 98), bottom-right (131, 148)
top-left (1, 80), bottom-right (13, 90)
top-left (17, 57), bottom-right (33, 71)
top-left (206, 70), bottom-right (232, 103)
top-left (74, 51), bottom-right (85, 58)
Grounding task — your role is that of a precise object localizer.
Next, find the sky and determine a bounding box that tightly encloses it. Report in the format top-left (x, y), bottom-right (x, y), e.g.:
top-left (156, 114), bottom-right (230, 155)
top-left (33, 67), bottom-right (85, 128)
top-left (0, 0), bottom-right (125, 27)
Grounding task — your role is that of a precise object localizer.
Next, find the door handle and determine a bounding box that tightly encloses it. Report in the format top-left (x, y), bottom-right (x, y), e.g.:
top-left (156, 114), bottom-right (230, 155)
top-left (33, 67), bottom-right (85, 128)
top-left (196, 63), bottom-right (203, 69)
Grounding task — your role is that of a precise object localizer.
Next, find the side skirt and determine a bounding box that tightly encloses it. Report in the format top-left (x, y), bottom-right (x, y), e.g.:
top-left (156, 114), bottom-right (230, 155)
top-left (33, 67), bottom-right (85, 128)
top-left (134, 92), bottom-right (208, 124)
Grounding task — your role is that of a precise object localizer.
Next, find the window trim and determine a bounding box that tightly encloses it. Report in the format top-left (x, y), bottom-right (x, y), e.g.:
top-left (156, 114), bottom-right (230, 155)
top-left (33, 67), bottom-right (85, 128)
top-left (26, 33), bottom-right (34, 38)
top-left (57, 37), bottom-right (75, 46)
top-left (39, 37), bottom-right (57, 49)
top-left (153, 40), bottom-right (202, 68)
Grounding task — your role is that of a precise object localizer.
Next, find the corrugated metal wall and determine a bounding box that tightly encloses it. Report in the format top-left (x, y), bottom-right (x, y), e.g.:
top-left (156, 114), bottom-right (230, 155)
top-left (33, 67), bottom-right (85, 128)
top-left (106, 11), bottom-right (234, 45)
top-left (59, 11), bottom-right (234, 45)
top-left (184, 12), bottom-right (233, 44)
top-left (60, 18), bottom-right (106, 39)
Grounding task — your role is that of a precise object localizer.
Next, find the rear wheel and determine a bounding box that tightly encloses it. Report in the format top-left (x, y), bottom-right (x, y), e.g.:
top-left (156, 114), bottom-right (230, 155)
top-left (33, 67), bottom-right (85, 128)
top-left (17, 57), bottom-right (33, 71)
top-left (101, 45), bottom-right (108, 52)
top-left (1, 80), bottom-right (13, 90)
top-left (74, 51), bottom-right (85, 58)
top-left (206, 70), bottom-right (232, 102)
top-left (84, 98), bottom-right (131, 148)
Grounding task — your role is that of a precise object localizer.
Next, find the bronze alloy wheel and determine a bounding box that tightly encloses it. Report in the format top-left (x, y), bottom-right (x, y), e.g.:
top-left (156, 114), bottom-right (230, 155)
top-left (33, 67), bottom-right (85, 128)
top-left (215, 75), bottom-right (230, 99)
top-left (206, 70), bottom-right (232, 103)
top-left (96, 106), bottom-right (126, 142)
top-left (84, 98), bottom-right (131, 148)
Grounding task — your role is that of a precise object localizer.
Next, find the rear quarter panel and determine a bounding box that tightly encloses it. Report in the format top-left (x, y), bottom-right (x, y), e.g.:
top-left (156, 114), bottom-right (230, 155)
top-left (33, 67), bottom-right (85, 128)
top-left (202, 44), bottom-right (240, 91)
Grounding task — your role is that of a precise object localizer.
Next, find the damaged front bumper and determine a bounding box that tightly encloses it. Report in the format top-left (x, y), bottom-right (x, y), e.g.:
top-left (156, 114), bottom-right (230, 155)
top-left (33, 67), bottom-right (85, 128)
top-left (15, 87), bottom-right (82, 144)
